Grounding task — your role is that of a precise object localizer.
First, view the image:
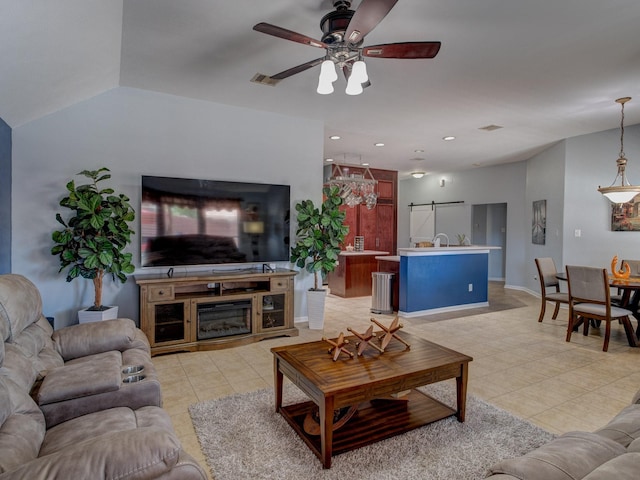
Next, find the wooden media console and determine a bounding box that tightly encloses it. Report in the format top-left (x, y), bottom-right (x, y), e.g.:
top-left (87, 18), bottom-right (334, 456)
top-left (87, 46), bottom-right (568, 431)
top-left (135, 269), bottom-right (298, 355)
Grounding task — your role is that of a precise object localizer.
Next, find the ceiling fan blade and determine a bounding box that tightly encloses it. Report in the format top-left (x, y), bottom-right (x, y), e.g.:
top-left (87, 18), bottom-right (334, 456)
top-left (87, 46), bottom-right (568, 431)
top-left (271, 57), bottom-right (325, 80)
top-left (253, 22), bottom-right (327, 48)
top-left (251, 57), bottom-right (325, 86)
top-left (344, 0), bottom-right (399, 44)
top-left (363, 42), bottom-right (441, 59)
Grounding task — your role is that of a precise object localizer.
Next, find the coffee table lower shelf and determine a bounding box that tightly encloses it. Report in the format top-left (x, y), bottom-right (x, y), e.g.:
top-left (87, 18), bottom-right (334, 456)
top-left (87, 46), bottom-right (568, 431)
top-left (279, 389), bottom-right (456, 461)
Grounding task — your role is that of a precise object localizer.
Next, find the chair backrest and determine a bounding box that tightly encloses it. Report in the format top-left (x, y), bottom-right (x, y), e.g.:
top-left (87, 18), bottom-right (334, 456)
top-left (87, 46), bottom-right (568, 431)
top-left (535, 258), bottom-right (560, 289)
top-left (565, 265), bottom-right (609, 304)
top-left (622, 260), bottom-right (640, 277)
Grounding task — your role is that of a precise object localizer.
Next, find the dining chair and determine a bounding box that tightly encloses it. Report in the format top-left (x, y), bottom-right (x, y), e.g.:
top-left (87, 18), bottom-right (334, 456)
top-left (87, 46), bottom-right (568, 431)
top-left (534, 258), bottom-right (569, 323)
top-left (565, 265), bottom-right (637, 352)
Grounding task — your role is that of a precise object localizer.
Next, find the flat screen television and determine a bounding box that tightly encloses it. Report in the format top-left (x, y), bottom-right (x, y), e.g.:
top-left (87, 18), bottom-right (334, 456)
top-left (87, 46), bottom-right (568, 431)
top-left (141, 176), bottom-right (290, 268)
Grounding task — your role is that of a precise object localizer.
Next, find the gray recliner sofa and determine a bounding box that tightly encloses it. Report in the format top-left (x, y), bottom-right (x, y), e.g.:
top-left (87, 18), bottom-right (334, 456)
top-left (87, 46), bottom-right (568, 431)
top-left (0, 274), bottom-right (207, 479)
top-left (486, 389), bottom-right (640, 479)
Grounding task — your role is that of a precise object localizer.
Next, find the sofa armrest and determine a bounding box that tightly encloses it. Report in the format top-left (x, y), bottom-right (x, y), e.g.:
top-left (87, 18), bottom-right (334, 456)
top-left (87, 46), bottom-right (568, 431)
top-left (485, 475), bottom-right (522, 480)
top-left (156, 450), bottom-right (208, 480)
top-left (485, 431), bottom-right (626, 480)
top-left (581, 453), bottom-right (640, 480)
top-left (0, 427), bottom-right (184, 480)
top-left (52, 318), bottom-right (149, 361)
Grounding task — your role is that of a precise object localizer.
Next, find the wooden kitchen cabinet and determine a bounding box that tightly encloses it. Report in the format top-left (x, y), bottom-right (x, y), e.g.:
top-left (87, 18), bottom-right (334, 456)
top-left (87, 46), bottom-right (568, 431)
top-left (335, 166), bottom-right (398, 254)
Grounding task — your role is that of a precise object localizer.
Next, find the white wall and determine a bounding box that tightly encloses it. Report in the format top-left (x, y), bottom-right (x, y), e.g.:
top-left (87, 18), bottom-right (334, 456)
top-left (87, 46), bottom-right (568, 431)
top-left (563, 125), bottom-right (640, 268)
top-left (524, 141), bottom-right (566, 292)
top-left (12, 87), bottom-right (324, 328)
top-left (398, 161), bottom-right (528, 287)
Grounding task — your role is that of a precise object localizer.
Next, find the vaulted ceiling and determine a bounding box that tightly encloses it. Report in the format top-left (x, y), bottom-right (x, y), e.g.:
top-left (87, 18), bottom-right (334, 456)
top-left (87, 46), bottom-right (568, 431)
top-left (2, 0), bottom-right (639, 178)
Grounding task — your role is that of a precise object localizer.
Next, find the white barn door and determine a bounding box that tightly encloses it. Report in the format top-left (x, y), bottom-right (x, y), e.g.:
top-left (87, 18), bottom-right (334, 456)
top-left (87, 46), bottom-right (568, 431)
top-left (409, 205), bottom-right (436, 245)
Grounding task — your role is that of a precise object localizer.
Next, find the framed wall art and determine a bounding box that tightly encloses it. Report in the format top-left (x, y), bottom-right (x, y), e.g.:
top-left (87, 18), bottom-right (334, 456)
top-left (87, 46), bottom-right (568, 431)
top-left (611, 198), bottom-right (640, 231)
top-left (532, 199), bottom-right (546, 245)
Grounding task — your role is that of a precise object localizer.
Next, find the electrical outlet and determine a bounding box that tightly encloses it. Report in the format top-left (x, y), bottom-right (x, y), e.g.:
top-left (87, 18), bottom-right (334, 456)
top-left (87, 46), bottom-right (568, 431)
top-left (468, 283), bottom-right (473, 292)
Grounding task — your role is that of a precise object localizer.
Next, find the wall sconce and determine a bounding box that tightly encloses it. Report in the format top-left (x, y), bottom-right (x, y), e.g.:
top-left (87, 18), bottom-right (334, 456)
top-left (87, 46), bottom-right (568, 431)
top-left (440, 178), bottom-right (446, 187)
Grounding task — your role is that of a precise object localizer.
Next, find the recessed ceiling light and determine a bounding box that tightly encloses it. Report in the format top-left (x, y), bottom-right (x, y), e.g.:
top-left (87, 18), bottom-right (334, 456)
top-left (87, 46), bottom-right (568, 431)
top-left (374, 142), bottom-right (385, 147)
top-left (412, 172), bottom-right (426, 179)
top-left (361, 162), bottom-right (369, 166)
top-left (329, 135), bottom-right (341, 140)
top-left (325, 158), bottom-right (334, 162)
top-left (443, 136), bottom-right (456, 141)
top-left (414, 149), bottom-right (424, 153)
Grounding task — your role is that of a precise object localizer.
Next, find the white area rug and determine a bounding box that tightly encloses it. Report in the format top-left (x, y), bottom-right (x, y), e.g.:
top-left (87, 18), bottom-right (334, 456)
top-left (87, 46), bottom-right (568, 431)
top-left (189, 382), bottom-right (555, 480)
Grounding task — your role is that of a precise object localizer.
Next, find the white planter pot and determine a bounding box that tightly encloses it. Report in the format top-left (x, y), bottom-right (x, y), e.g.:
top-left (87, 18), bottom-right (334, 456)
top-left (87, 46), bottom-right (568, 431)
top-left (78, 305), bottom-right (119, 324)
top-left (307, 289), bottom-right (327, 330)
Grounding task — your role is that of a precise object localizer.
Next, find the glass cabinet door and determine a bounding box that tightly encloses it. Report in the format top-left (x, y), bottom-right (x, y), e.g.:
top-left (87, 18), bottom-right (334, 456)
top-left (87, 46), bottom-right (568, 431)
top-left (152, 301), bottom-right (189, 344)
top-left (259, 293), bottom-right (286, 331)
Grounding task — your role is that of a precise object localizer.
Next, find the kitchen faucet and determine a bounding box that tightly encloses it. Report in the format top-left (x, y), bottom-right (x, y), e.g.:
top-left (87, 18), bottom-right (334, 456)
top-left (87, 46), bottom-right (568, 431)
top-left (432, 233), bottom-right (449, 247)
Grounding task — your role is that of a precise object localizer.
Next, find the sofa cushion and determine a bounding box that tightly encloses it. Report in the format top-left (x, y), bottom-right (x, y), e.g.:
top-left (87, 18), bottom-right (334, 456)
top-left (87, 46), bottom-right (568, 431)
top-left (40, 405), bottom-right (173, 456)
top-left (0, 274), bottom-right (43, 343)
top-left (36, 351), bottom-right (122, 405)
top-left (628, 437), bottom-right (640, 453)
top-left (485, 431), bottom-right (626, 480)
top-left (5, 427), bottom-right (182, 480)
top-left (0, 343), bottom-right (38, 391)
top-left (581, 453), bottom-right (640, 480)
top-left (595, 404), bottom-right (640, 447)
top-left (0, 377), bottom-right (46, 474)
top-left (8, 316), bottom-right (64, 377)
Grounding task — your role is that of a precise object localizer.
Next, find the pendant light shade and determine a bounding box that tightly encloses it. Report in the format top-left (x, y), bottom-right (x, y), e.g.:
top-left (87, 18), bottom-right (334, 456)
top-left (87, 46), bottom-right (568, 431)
top-left (598, 97), bottom-right (640, 203)
top-left (345, 60), bottom-right (368, 96)
top-left (317, 59), bottom-right (337, 94)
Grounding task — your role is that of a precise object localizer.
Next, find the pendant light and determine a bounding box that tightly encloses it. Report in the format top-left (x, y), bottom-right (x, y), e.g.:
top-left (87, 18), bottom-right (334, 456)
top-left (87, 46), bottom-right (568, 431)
top-left (598, 97), bottom-right (640, 203)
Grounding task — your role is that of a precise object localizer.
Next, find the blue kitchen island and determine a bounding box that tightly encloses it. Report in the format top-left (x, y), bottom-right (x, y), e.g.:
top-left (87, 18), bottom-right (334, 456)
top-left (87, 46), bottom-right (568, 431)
top-left (398, 246), bottom-right (501, 317)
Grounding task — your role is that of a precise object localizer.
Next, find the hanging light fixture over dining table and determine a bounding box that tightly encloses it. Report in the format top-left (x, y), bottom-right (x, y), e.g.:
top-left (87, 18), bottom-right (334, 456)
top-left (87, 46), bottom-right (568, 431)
top-left (598, 97), bottom-right (640, 204)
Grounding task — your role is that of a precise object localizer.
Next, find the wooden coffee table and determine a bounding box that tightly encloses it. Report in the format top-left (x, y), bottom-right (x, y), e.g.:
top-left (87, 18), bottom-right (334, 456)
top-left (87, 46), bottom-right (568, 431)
top-left (271, 331), bottom-right (472, 468)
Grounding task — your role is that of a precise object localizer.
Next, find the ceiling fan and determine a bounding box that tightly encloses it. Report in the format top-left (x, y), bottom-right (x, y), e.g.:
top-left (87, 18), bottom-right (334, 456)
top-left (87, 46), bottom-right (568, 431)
top-left (251, 0), bottom-right (441, 94)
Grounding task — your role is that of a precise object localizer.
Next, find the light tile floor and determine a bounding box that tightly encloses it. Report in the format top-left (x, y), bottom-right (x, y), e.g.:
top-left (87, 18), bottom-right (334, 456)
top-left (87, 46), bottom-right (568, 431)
top-left (155, 284), bottom-right (640, 476)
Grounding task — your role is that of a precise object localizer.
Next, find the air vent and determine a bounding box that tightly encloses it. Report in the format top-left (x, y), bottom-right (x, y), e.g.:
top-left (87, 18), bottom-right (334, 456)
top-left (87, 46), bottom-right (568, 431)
top-left (251, 73), bottom-right (280, 87)
top-left (478, 124), bottom-right (503, 131)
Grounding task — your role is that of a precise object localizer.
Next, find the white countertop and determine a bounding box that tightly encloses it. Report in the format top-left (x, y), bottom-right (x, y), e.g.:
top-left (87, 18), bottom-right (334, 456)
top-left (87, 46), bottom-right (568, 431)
top-left (376, 255), bottom-right (400, 262)
top-left (398, 246), bottom-right (501, 256)
top-left (339, 250), bottom-right (390, 256)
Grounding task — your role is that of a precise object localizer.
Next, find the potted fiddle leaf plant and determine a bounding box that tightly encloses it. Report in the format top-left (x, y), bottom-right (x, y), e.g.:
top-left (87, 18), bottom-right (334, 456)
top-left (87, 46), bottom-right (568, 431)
top-left (290, 185), bottom-right (349, 329)
top-left (51, 167), bottom-right (136, 323)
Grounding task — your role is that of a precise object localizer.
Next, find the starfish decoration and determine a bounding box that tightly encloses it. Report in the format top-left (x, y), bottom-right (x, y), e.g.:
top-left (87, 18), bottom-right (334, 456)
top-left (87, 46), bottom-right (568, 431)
top-left (322, 332), bottom-right (354, 361)
top-left (347, 325), bottom-right (383, 355)
top-left (370, 316), bottom-right (411, 351)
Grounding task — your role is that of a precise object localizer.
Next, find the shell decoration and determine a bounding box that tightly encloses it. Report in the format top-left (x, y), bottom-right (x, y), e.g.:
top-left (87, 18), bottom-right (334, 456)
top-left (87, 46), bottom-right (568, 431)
top-left (611, 256), bottom-right (631, 279)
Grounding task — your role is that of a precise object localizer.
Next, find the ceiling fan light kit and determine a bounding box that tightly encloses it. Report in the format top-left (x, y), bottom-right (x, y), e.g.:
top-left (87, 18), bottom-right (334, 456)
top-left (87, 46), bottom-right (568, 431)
top-left (317, 59), bottom-right (338, 94)
top-left (598, 97), bottom-right (640, 204)
top-left (253, 0), bottom-right (440, 96)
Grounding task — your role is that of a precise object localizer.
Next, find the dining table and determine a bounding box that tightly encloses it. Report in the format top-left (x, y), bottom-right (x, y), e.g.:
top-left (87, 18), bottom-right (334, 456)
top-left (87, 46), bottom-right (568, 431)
top-left (556, 272), bottom-right (640, 339)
